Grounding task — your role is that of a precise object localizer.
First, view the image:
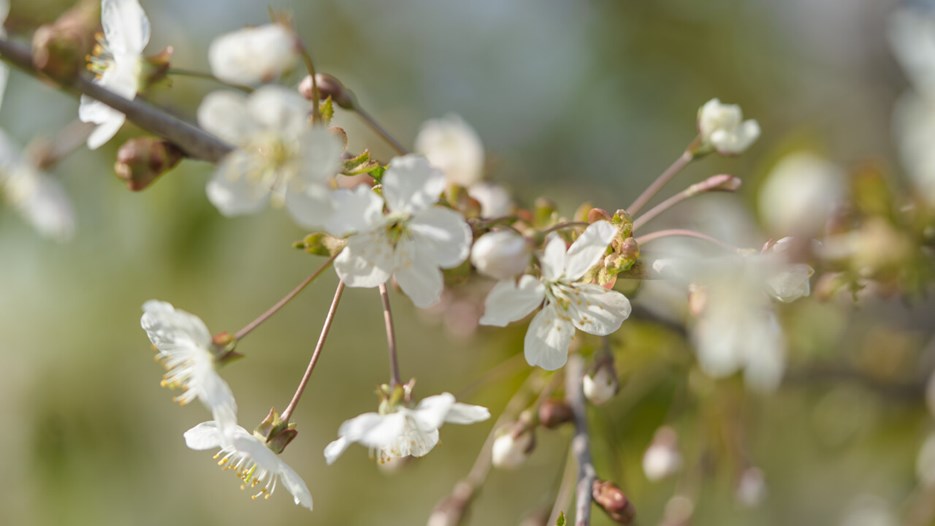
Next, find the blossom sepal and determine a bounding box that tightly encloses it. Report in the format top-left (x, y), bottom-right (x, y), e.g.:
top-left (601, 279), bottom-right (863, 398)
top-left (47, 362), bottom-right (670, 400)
top-left (254, 407), bottom-right (298, 455)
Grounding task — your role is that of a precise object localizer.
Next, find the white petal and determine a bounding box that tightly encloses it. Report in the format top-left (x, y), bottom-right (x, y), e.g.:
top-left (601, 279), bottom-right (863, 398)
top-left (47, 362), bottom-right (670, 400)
top-left (141, 300), bottom-right (212, 349)
top-left (198, 368), bottom-right (238, 435)
top-left (444, 403), bottom-right (491, 424)
top-left (766, 263), bottom-right (813, 303)
top-left (86, 116), bottom-right (126, 150)
top-left (338, 411), bottom-right (407, 449)
top-left (7, 168), bottom-right (76, 241)
top-left (479, 275), bottom-right (545, 327)
top-left (206, 150), bottom-right (271, 216)
top-left (399, 423), bottom-right (440, 458)
top-left (334, 232), bottom-right (394, 288)
top-left (0, 63), bottom-right (9, 111)
top-left (467, 182), bottom-right (513, 217)
top-left (208, 24), bottom-right (298, 86)
top-left (394, 238), bottom-right (445, 308)
top-left (524, 306), bottom-right (574, 370)
top-left (325, 185), bottom-right (385, 237)
top-left (566, 284), bottom-right (631, 336)
top-left (412, 393), bottom-right (456, 430)
top-left (540, 235), bottom-right (567, 282)
top-left (323, 437), bottom-right (350, 465)
top-left (284, 182), bottom-right (334, 229)
top-left (414, 114), bottom-right (485, 187)
top-left (297, 127), bottom-right (343, 183)
top-left (183, 421), bottom-right (224, 450)
top-left (278, 462), bottom-right (313, 510)
top-left (563, 220), bottom-right (615, 281)
top-left (247, 86), bottom-right (310, 139)
top-left (102, 0), bottom-right (150, 55)
top-left (382, 155), bottom-right (445, 215)
top-left (196, 91), bottom-right (255, 145)
top-left (408, 207), bottom-right (471, 268)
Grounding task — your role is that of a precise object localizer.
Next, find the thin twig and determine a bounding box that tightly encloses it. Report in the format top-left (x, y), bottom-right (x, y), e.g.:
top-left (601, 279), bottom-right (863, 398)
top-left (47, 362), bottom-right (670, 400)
top-left (627, 149), bottom-right (694, 215)
top-left (0, 37), bottom-right (232, 162)
top-left (281, 281), bottom-right (346, 422)
top-left (233, 252), bottom-right (339, 341)
top-left (566, 354), bottom-right (596, 526)
top-left (541, 221), bottom-right (589, 236)
top-left (166, 67), bottom-right (252, 92)
top-left (635, 228), bottom-right (739, 251)
top-left (355, 105), bottom-right (408, 155)
top-left (379, 284), bottom-right (402, 387)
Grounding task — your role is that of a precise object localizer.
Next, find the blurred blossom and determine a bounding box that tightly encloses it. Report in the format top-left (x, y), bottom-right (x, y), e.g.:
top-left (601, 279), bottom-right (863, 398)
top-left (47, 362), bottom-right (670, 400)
top-left (468, 182), bottom-right (513, 217)
top-left (0, 130), bottom-right (75, 241)
top-left (583, 363), bottom-right (619, 405)
top-left (735, 467), bottom-right (767, 508)
top-left (208, 23), bottom-right (298, 85)
top-left (758, 153), bottom-right (846, 236)
top-left (840, 495), bottom-right (898, 526)
top-left (917, 433), bottom-right (935, 487)
top-left (491, 424), bottom-right (535, 469)
top-left (888, 8), bottom-right (935, 97)
top-left (642, 426), bottom-right (682, 481)
top-left (416, 114), bottom-right (485, 187)
top-left (659, 495), bottom-right (694, 526)
top-left (470, 230), bottom-right (531, 280)
top-left (697, 98), bottom-right (760, 155)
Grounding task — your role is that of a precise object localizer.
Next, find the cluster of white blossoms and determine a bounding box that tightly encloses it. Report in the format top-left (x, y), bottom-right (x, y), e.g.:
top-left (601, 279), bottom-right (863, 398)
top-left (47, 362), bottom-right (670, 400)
top-left (697, 98), bottom-right (761, 156)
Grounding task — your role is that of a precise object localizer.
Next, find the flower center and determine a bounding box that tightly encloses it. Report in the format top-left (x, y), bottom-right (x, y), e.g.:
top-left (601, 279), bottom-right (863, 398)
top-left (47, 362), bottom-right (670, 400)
top-left (86, 33), bottom-right (114, 78)
top-left (214, 447), bottom-right (279, 501)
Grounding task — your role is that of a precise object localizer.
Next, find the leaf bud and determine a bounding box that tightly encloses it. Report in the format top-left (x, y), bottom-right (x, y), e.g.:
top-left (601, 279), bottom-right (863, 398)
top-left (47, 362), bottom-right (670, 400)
top-left (537, 399), bottom-right (573, 429)
top-left (31, 0), bottom-right (99, 82)
top-left (592, 479), bottom-right (636, 524)
top-left (300, 73), bottom-right (357, 110)
top-left (114, 137), bottom-right (183, 191)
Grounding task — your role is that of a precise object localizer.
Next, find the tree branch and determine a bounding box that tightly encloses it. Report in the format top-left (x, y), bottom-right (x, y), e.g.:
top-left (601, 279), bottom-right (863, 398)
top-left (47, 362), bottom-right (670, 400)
top-left (566, 354), bottom-right (596, 526)
top-left (0, 37), bottom-right (233, 163)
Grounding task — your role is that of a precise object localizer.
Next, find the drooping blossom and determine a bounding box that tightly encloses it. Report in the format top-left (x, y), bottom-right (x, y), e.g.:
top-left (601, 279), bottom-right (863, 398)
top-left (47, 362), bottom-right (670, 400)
top-left (324, 392), bottom-right (489, 464)
top-left (480, 221), bottom-right (632, 370)
top-left (209, 23), bottom-right (298, 86)
top-left (326, 155), bottom-right (472, 308)
top-left (197, 86), bottom-right (343, 227)
top-left (697, 98), bottom-right (760, 155)
top-left (141, 300), bottom-right (237, 433)
top-left (78, 0), bottom-right (150, 149)
top-left (185, 421), bottom-right (313, 509)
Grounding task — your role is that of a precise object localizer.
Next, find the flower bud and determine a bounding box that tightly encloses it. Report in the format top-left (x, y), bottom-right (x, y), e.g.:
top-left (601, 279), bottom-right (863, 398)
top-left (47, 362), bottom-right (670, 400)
top-left (583, 362), bottom-right (619, 405)
top-left (592, 479), bottom-right (636, 524)
top-left (254, 407), bottom-right (297, 454)
top-left (32, 0), bottom-right (99, 82)
top-left (538, 399), bottom-right (573, 429)
top-left (470, 230), bottom-right (531, 280)
top-left (696, 98), bottom-right (760, 156)
top-left (587, 207), bottom-right (612, 223)
top-left (208, 24), bottom-right (298, 85)
top-left (300, 73), bottom-right (358, 110)
top-left (114, 137), bottom-right (183, 191)
top-left (642, 426), bottom-right (682, 481)
top-left (758, 153), bottom-right (845, 236)
top-left (735, 467), bottom-right (767, 508)
top-left (687, 174), bottom-right (742, 196)
top-left (467, 182), bottom-right (513, 218)
top-left (293, 232), bottom-right (346, 257)
top-left (491, 421), bottom-right (535, 469)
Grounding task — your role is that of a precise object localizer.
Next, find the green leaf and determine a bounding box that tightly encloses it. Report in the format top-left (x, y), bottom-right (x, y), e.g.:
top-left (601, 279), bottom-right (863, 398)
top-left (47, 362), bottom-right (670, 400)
top-left (319, 96), bottom-right (334, 124)
top-left (556, 511), bottom-right (566, 526)
top-left (368, 164), bottom-right (386, 182)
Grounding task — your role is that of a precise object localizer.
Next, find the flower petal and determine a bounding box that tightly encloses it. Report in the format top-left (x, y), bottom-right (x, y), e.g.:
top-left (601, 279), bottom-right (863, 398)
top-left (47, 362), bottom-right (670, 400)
top-left (399, 423), bottom-right (440, 458)
top-left (334, 232), bottom-right (394, 288)
top-left (208, 24), bottom-right (297, 86)
top-left (183, 421), bottom-right (223, 450)
top-left (247, 85), bottom-right (309, 139)
top-left (323, 437), bottom-right (350, 465)
top-left (285, 181), bottom-right (333, 230)
top-left (102, 0), bottom-right (150, 55)
top-left (414, 114), bottom-right (485, 187)
top-left (394, 238), bottom-right (445, 308)
top-left (445, 403), bottom-right (491, 425)
top-left (338, 411), bottom-right (407, 449)
top-left (479, 275), bottom-right (545, 327)
top-left (563, 220), bottom-right (615, 281)
top-left (524, 306), bottom-right (574, 370)
top-left (206, 150), bottom-right (271, 216)
top-left (325, 185), bottom-right (385, 237)
top-left (278, 462), bottom-right (314, 510)
top-left (297, 127), bottom-right (344, 184)
top-left (382, 155), bottom-right (445, 215)
top-left (141, 300), bottom-right (212, 349)
top-left (540, 235), bottom-right (567, 282)
top-left (412, 393), bottom-right (456, 430)
top-left (408, 207), bottom-right (471, 268)
top-left (567, 284), bottom-right (631, 336)
top-left (197, 91), bottom-right (255, 146)
top-left (86, 116), bottom-right (126, 150)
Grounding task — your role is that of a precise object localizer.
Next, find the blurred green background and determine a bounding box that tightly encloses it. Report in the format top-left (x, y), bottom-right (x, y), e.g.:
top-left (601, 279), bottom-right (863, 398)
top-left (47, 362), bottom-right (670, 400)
top-left (1, 0), bottom-right (932, 524)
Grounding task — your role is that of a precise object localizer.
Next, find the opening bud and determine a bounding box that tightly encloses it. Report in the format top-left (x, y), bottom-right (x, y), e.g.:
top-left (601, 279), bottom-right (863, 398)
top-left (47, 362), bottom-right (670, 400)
top-left (538, 399), bottom-right (573, 429)
top-left (491, 418), bottom-right (535, 469)
top-left (587, 207), bottom-right (612, 224)
top-left (114, 138), bottom-right (183, 191)
top-left (470, 230), bottom-right (532, 280)
top-left (592, 479), bottom-right (636, 525)
top-left (294, 232), bottom-right (346, 257)
top-left (583, 359), bottom-right (619, 405)
top-left (31, 0), bottom-right (99, 82)
top-left (687, 174), bottom-right (742, 196)
top-left (642, 426), bottom-right (682, 481)
top-left (300, 73), bottom-right (357, 110)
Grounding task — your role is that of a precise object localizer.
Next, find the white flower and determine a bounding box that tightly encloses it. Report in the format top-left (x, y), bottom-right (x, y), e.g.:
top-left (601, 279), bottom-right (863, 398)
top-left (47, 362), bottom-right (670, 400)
top-left (643, 426), bottom-right (682, 482)
top-left (468, 182), bottom-right (513, 217)
top-left (889, 9), bottom-right (935, 97)
top-left (479, 221), bottom-right (632, 370)
top-left (327, 155), bottom-right (472, 308)
top-left (583, 365), bottom-right (618, 405)
top-left (735, 467), bottom-right (767, 508)
top-left (917, 433), bottom-right (935, 487)
top-left (209, 24), bottom-right (298, 86)
top-left (141, 300), bottom-right (237, 433)
top-left (415, 114), bottom-right (485, 187)
top-left (763, 238), bottom-right (813, 303)
top-left (323, 392), bottom-right (489, 464)
top-left (470, 230), bottom-right (531, 280)
top-left (78, 0), bottom-right (150, 149)
top-left (758, 153), bottom-right (846, 236)
top-left (491, 427), bottom-right (534, 469)
top-left (185, 421), bottom-right (312, 509)
top-left (697, 98), bottom-right (760, 155)
top-left (894, 93), bottom-right (935, 207)
top-left (0, 130), bottom-right (75, 241)
top-left (198, 86), bottom-right (343, 227)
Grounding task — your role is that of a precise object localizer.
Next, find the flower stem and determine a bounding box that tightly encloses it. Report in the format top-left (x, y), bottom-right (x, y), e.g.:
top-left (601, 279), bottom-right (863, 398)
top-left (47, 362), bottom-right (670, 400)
top-left (354, 106), bottom-right (409, 155)
top-left (233, 252), bottom-right (339, 341)
top-left (627, 148), bottom-right (695, 216)
top-left (166, 67), bottom-right (252, 92)
top-left (293, 37), bottom-right (321, 123)
top-left (635, 228), bottom-right (739, 251)
top-left (281, 281), bottom-right (346, 422)
top-left (566, 354), bottom-right (596, 526)
top-left (541, 221), bottom-right (590, 236)
top-left (631, 189), bottom-right (691, 232)
top-left (379, 284), bottom-right (402, 387)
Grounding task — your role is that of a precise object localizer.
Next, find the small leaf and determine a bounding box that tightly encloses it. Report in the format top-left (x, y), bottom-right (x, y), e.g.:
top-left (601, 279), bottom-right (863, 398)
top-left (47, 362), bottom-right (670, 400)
top-left (556, 511), bottom-right (566, 526)
top-left (319, 96), bottom-right (334, 124)
top-left (368, 164), bottom-right (386, 182)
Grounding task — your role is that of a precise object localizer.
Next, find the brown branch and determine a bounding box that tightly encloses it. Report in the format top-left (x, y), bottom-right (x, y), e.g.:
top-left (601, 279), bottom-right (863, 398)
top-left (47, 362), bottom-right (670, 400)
top-left (0, 37), bottom-right (233, 163)
top-left (566, 354), bottom-right (596, 526)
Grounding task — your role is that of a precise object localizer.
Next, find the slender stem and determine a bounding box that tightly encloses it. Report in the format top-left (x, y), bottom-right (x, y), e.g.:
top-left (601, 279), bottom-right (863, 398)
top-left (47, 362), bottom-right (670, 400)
top-left (548, 450), bottom-right (578, 525)
top-left (355, 106), bottom-right (409, 155)
top-left (166, 67), bottom-right (252, 92)
top-left (26, 119), bottom-right (93, 170)
top-left (632, 189), bottom-right (692, 232)
top-left (233, 252), bottom-right (339, 341)
top-left (294, 38), bottom-right (321, 122)
top-left (379, 284), bottom-right (402, 387)
top-left (541, 221), bottom-right (589, 236)
top-left (635, 228), bottom-right (739, 251)
top-left (0, 37), bottom-right (233, 162)
top-left (627, 149), bottom-right (694, 215)
top-left (566, 354), bottom-right (596, 526)
top-left (281, 281), bottom-right (346, 422)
